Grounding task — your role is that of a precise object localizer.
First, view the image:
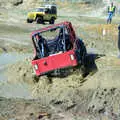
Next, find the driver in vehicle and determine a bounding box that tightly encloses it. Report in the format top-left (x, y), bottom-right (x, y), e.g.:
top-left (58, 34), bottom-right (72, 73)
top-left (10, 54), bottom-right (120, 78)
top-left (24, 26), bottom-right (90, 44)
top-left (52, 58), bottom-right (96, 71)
top-left (37, 34), bottom-right (49, 57)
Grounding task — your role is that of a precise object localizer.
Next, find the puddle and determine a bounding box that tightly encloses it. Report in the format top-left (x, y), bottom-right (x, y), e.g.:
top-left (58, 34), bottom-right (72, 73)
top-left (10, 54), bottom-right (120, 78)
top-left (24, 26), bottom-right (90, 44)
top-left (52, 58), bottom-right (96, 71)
top-left (87, 48), bottom-right (99, 54)
top-left (0, 52), bottom-right (32, 81)
top-left (0, 70), bottom-right (6, 81)
top-left (0, 52), bottom-right (31, 66)
top-left (0, 82), bottom-right (32, 99)
top-left (0, 52), bottom-right (33, 99)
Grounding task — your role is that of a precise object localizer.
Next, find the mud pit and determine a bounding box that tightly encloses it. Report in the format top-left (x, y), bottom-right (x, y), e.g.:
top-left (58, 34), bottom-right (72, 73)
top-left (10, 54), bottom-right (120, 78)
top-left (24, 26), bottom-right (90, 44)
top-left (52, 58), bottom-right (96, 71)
top-left (3, 55), bottom-right (120, 120)
top-left (1, 1), bottom-right (120, 120)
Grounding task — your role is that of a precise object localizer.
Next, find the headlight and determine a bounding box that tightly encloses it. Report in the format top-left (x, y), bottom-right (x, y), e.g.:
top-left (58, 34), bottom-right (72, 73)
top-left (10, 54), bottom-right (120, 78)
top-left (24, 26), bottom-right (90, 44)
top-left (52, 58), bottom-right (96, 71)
top-left (34, 64), bottom-right (38, 70)
top-left (70, 54), bottom-right (74, 60)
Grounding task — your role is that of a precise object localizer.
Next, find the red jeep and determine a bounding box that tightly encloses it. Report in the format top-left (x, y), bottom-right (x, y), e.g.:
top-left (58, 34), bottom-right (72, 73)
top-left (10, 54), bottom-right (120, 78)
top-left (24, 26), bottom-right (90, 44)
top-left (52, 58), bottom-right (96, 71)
top-left (31, 21), bottom-right (87, 76)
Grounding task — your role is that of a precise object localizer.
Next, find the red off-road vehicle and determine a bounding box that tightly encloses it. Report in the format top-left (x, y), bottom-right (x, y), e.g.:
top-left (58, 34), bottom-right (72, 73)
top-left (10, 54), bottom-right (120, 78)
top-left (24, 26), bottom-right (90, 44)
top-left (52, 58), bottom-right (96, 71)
top-left (31, 21), bottom-right (87, 76)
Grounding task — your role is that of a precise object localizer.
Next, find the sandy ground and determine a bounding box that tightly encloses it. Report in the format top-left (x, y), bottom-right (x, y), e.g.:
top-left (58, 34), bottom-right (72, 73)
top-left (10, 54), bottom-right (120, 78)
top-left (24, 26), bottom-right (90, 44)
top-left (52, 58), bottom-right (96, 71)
top-left (1, 2), bottom-right (120, 120)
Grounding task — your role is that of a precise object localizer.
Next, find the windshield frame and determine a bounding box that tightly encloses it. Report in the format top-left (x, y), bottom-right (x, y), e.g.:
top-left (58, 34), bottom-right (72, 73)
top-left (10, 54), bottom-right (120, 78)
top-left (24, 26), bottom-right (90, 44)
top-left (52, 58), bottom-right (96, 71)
top-left (35, 8), bottom-right (45, 12)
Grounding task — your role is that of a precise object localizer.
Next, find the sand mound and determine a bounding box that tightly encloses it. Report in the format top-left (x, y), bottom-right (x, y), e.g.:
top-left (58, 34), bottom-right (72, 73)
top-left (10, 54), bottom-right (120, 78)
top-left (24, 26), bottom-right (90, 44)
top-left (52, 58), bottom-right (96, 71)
top-left (6, 57), bottom-right (93, 111)
top-left (7, 57), bottom-right (35, 84)
top-left (88, 88), bottom-right (120, 115)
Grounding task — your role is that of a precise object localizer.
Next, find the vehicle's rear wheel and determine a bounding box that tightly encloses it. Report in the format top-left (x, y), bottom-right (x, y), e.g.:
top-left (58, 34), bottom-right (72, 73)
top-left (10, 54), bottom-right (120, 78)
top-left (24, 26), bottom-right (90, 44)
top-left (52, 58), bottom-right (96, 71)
top-left (36, 17), bottom-right (43, 24)
top-left (27, 19), bottom-right (33, 23)
top-left (49, 18), bottom-right (55, 24)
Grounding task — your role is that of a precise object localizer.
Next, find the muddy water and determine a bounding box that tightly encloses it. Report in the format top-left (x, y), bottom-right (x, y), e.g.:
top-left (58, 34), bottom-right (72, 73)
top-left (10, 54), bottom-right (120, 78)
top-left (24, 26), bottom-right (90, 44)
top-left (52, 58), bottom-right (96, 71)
top-left (87, 48), bottom-right (99, 54)
top-left (0, 52), bottom-right (31, 66)
top-left (0, 82), bottom-right (32, 99)
top-left (0, 70), bottom-right (6, 81)
top-left (0, 52), bottom-right (33, 99)
top-left (0, 52), bottom-right (31, 81)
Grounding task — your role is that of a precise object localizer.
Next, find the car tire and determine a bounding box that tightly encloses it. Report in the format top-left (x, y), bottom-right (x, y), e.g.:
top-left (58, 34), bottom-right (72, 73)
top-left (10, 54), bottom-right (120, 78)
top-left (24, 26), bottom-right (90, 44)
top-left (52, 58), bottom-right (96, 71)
top-left (49, 18), bottom-right (55, 24)
top-left (27, 19), bottom-right (33, 23)
top-left (36, 17), bottom-right (43, 24)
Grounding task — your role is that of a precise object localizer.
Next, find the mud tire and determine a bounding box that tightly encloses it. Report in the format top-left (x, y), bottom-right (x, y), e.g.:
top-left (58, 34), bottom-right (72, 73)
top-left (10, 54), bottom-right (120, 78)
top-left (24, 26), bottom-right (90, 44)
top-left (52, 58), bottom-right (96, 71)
top-left (49, 18), bottom-right (55, 24)
top-left (36, 17), bottom-right (43, 24)
top-left (27, 19), bottom-right (33, 23)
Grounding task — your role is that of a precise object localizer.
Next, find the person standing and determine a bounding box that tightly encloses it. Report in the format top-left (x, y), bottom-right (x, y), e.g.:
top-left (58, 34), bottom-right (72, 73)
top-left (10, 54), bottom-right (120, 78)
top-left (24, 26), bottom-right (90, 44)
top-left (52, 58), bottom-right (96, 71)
top-left (107, 2), bottom-right (116, 24)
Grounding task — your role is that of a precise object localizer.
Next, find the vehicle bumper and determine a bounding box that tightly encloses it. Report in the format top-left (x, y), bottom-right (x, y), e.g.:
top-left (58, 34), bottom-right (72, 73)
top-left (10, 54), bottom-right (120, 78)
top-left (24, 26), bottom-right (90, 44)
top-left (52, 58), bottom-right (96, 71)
top-left (31, 50), bottom-right (78, 76)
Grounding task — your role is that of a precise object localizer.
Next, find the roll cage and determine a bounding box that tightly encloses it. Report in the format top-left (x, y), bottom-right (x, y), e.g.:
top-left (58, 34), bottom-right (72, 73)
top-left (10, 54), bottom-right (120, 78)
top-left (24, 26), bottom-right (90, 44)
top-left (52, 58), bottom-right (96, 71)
top-left (31, 21), bottom-right (76, 59)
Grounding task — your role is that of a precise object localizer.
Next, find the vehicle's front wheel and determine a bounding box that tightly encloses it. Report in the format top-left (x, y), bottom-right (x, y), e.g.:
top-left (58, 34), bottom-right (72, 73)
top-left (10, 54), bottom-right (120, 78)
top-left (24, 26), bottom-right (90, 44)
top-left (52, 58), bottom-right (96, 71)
top-left (49, 18), bottom-right (55, 24)
top-left (36, 17), bottom-right (43, 24)
top-left (27, 19), bottom-right (33, 23)
top-left (77, 39), bottom-right (87, 64)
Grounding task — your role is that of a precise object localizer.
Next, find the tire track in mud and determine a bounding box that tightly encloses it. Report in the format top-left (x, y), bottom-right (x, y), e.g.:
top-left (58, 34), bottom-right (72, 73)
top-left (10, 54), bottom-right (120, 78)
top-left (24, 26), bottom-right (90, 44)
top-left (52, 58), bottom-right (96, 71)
top-left (0, 37), bottom-right (29, 45)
